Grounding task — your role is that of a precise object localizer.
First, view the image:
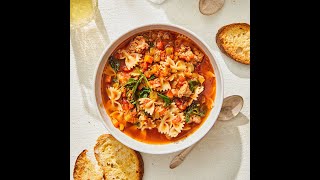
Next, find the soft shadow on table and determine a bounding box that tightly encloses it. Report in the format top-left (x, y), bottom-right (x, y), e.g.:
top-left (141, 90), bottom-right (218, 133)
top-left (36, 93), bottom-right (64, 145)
top-left (70, 8), bottom-right (110, 119)
top-left (148, 0), bottom-right (250, 78)
top-left (213, 49), bottom-right (250, 78)
top-left (220, 53), bottom-right (250, 78)
top-left (142, 113), bottom-right (249, 180)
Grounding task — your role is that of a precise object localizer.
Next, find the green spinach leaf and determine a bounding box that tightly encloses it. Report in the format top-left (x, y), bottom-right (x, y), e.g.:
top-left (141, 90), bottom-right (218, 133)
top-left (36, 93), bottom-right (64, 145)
top-left (141, 74), bottom-right (150, 88)
top-left (131, 76), bottom-right (143, 99)
top-left (124, 74), bottom-right (152, 104)
top-left (157, 93), bottom-right (172, 107)
top-left (184, 102), bottom-right (206, 123)
top-left (124, 78), bottom-right (138, 89)
top-left (108, 56), bottom-right (120, 72)
top-left (139, 87), bottom-right (151, 98)
top-left (188, 80), bottom-right (199, 92)
top-left (129, 99), bottom-right (137, 105)
top-left (148, 41), bottom-right (154, 48)
top-left (148, 74), bottom-right (156, 80)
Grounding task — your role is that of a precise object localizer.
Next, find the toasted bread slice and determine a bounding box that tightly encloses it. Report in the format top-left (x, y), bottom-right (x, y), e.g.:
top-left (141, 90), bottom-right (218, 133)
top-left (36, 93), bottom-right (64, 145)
top-left (73, 149), bottom-right (104, 180)
top-left (94, 134), bottom-right (144, 180)
top-left (216, 23), bottom-right (250, 64)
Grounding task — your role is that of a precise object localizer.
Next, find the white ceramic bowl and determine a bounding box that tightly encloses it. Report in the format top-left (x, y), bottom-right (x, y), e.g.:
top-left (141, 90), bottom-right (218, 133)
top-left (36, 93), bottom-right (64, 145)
top-left (94, 24), bottom-right (223, 154)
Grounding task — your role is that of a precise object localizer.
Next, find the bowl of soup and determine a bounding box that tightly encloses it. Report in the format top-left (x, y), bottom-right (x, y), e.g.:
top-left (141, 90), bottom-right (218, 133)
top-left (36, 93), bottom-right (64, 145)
top-left (94, 24), bottom-right (223, 154)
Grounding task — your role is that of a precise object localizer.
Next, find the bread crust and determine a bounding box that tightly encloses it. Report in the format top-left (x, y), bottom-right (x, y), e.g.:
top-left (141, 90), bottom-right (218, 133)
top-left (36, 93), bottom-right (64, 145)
top-left (73, 149), bottom-right (103, 180)
top-left (216, 23), bottom-right (250, 65)
top-left (73, 150), bottom-right (88, 180)
top-left (94, 134), bottom-right (144, 180)
top-left (134, 150), bottom-right (144, 180)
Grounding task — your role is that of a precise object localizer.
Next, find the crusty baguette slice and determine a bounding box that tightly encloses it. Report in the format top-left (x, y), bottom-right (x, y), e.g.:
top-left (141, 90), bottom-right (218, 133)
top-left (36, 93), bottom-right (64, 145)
top-left (94, 134), bottom-right (144, 180)
top-left (216, 23), bottom-right (250, 64)
top-left (73, 149), bottom-right (104, 180)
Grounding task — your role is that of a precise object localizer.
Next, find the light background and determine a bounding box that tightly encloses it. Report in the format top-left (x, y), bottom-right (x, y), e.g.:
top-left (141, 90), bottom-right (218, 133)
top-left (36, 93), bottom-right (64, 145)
top-left (70, 0), bottom-right (250, 179)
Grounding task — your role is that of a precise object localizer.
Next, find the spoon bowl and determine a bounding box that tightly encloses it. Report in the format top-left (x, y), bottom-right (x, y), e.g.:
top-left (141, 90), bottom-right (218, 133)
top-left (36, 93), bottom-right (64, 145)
top-left (218, 95), bottom-right (244, 121)
top-left (199, 0), bottom-right (225, 15)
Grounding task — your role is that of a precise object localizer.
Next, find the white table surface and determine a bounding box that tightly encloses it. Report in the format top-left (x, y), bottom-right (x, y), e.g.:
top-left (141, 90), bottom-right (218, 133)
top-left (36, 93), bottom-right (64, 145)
top-left (70, 0), bottom-right (250, 179)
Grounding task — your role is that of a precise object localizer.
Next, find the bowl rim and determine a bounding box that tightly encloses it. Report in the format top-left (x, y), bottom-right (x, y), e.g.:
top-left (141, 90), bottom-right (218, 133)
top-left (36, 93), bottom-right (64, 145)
top-left (93, 23), bottom-right (224, 154)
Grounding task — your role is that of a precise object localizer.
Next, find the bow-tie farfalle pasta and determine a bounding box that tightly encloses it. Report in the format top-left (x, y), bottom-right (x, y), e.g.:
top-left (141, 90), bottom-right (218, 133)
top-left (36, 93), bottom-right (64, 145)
top-left (120, 50), bottom-right (142, 70)
top-left (168, 113), bottom-right (185, 138)
top-left (101, 30), bottom-right (216, 144)
top-left (103, 64), bottom-right (116, 78)
top-left (106, 87), bottom-right (121, 102)
top-left (155, 77), bottom-right (171, 92)
top-left (110, 110), bottom-right (124, 124)
top-left (157, 111), bottom-right (176, 135)
top-left (162, 57), bottom-right (187, 73)
top-left (168, 103), bottom-right (180, 115)
top-left (106, 87), bottom-right (123, 111)
top-left (137, 113), bottom-right (156, 131)
top-left (152, 105), bottom-right (165, 120)
top-left (138, 98), bottom-right (155, 115)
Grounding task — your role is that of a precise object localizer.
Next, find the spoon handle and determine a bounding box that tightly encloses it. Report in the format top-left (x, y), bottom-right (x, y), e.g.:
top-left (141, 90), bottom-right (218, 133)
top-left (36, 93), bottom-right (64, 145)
top-left (169, 141), bottom-right (200, 169)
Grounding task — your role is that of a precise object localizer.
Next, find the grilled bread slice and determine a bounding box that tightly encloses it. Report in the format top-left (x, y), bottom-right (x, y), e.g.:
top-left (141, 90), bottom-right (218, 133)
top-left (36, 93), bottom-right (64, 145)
top-left (216, 23), bottom-right (250, 64)
top-left (94, 134), bottom-right (144, 180)
top-left (73, 149), bottom-right (104, 180)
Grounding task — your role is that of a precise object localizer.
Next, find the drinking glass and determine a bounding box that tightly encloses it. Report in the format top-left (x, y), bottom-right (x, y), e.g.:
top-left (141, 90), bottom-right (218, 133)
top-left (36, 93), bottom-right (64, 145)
top-left (70, 0), bottom-right (98, 29)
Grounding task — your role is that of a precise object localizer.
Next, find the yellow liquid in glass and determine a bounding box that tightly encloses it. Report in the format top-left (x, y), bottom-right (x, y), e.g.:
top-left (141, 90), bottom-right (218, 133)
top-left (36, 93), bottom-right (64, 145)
top-left (70, 0), bottom-right (96, 27)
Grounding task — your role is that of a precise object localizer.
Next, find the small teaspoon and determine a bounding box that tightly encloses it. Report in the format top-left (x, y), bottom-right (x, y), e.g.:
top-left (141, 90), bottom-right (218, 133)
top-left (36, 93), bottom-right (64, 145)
top-left (199, 0), bottom-right (225, 15)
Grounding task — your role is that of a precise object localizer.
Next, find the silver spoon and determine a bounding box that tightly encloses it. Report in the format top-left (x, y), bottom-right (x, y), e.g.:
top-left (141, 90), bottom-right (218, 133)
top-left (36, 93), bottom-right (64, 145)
top-left (199, 0), bottom-right (225, 15)
top-left (169, 95), bottom-right (244, 169)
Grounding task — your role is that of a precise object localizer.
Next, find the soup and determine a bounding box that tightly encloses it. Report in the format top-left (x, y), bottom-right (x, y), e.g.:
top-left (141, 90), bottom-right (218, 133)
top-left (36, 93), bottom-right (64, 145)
top-left (101, 30), bottom-right (216, 144)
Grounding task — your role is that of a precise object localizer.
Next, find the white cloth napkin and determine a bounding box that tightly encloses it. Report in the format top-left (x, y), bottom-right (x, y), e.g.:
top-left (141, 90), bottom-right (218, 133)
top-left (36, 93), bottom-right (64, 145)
top-left (147, 0), bottom-right (167, 4)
